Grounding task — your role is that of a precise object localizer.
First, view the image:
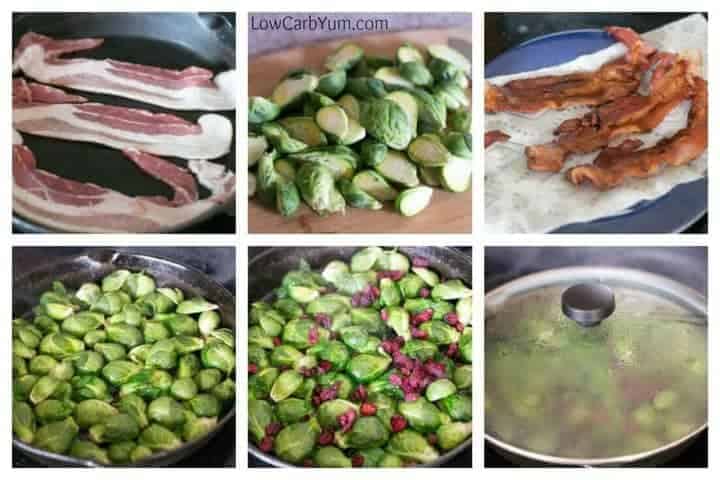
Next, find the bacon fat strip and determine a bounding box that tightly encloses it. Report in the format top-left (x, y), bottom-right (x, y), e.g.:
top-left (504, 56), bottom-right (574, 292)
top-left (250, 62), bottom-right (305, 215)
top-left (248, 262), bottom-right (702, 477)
top-left (485, 27), bottom-right (656, 114)
top-left (526, 53), bottom-right (697, 172)
top-left (13, 82), bottom-right (232, 160)
top-left (13, 32), bottom-right (236, 111)
top-left (566, 77), bottom-right (707, 190)
top-left (14, 144), bottom-right (235, 232)
top-left (485, 130), bottom-right (510, 148)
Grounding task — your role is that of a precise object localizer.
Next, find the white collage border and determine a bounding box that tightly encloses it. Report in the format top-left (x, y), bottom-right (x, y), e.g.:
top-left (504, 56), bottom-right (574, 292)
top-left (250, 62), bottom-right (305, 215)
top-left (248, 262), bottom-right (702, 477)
top-left (1, 0), bottom-right (716, 477)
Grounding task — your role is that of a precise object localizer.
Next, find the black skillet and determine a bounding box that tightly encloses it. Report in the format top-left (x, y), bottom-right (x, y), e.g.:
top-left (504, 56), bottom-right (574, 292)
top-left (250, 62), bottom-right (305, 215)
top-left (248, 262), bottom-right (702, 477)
top-left (12, 12), bottom-right (236, 233)
top-left (12, 249), bottom-right (236, 467)
top-left (247, 246), bottom-right (473, 468)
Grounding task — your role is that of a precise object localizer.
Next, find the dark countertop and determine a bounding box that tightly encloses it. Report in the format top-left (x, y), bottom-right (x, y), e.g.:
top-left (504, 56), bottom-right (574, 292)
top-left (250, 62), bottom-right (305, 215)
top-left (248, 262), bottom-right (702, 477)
top-left (12, 247), bottom-right (236, 468)
top-left (484, 12), bottom-right (707, 234)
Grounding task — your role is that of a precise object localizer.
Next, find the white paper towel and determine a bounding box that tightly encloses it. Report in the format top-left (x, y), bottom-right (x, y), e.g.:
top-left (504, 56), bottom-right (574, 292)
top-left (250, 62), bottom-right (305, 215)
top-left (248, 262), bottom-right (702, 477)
top-left (484, 14), bottom-right (707, 234)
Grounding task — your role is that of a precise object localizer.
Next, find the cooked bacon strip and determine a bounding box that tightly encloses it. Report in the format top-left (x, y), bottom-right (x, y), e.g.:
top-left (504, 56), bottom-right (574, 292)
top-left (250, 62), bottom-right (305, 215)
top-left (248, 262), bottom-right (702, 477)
top-left (13, 81), bottom-right (232, 160)
top-left (526, 53), bottom-right (698, 172)
top-left (13, 32), bottom-right (235, 111)
top-left (14, 144), bottom-right (235, 232)
top-left (485, 130), bottom-right (510, 148)
top-left (566, 78), bottom-right (707, 190)
top-left (485, 27), bottom-right (656, 114)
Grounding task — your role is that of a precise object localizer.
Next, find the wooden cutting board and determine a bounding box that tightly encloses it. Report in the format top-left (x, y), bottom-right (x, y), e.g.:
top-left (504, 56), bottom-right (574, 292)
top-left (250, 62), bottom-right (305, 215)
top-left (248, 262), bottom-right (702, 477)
top-left (248, 28), bottom-right (472, 234)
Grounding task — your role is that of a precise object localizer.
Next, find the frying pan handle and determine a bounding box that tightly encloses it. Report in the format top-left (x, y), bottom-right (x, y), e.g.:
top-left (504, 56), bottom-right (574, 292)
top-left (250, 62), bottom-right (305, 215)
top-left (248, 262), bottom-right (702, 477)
top-left (83, 248), bottom-right (120, 265)
top-left (198, 13), bottom-right (235, 50)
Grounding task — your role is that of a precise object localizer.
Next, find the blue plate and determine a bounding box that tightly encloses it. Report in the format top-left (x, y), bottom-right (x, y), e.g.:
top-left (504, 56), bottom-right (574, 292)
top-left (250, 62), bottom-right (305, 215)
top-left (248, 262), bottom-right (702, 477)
top-left (486, 29), bottom-right (707, 234)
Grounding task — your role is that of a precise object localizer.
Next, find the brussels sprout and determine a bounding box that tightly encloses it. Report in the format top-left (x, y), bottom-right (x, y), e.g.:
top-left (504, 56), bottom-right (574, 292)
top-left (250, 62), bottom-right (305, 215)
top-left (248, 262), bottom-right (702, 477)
top-left (196, 368), bottom-right (223, 392)
top-left (278, 116), bottom-right (328, 148)
top-left (107, 324), bottom-right (144, 349)
top-left (351, 170), bottom-right (399, 202)
top-left (274, 419), bottom-right (321, 463)
top-left (271, 71), bottom-right (319, 109)
top-left (326, 43), bottom-right (364, 71)
top-left (296, 163), bottom-right (346, 216)
top-left (248, 399), bottom-right (275, 443)
top-left (313, 446), bottom-right (352, 467)
top-left (375, 150), bottom-right (419, 187)
top-left (249, 96), bottom-right (281, 123)
top-left (432, 279), bottom-right (472, 300)
top-left (175, 354), bottom-right (201, 380)
top-left (459, 330), bottom-right (471, 364)
top-left (438, 393), bottom-right (472, 422)
top-left (398, 398), bottom-right (442, 432)
top-left (139, 424), bottom-right (182, 451)
top-left (347, 354), bottom-right (391, 383)
top-left (454, 365), bottom-right (472, 390)
top-left (29, 375), bottom-right (60, 405)
top-left (108, 440), bottom-right (137, 464)
top-left (275, 397), bottom-right (311, 425)
top-left (72, 375), bottom-right (109, 401)
top-left (397, 340), bottom-right (434, 362)
top-left (129, 445), bottom-right (153, 462)
top-left (35, 398), bottom-right (74, 424)
top-left (337, 94), bottom-right (361, 120)
top-left (40, 332), bottom-right (85, 358)
top-left (249, 134), bottom-right (269, 169)
top-left (347, 416), bottom-right (389, 449)
top-left (74, 399), bottom-right (119, 428)
top-left (13, 401), bottom-right (37, 443)
top-left (183, 416), bottom-right (218, 442)
top-left (116, 394), bottom-right (149, 429)
top-left (100, 360), bottom-right (141, 386)
top-left (201, 342), bottom-right (235, 374)
top-left (420, 321), bottom-right (460, 345)
top-left (34, 417), bottom-right (79, 454)
top-left (68, 439), bottom-right (110, 463)
top-left (386, 429), bottom-right (439, 463)
top-left (274, 179), bottom-right (301, 217)
top-left (270, 370), bottom-right (303, 402)
top-left (92, 292), bottom-right (125, 316)
top-left (29, 355), bottom-right (58, 376)
top-left (84, 329), bottom-right (107, 347)
top-left (337, 178), bottom-right (383, 210)
top-left (261, 122), bottom-right (308, 154)
top-left (102, 269), bottom-right (131, 292)
top-left (76, 283), bottom-right (102, 305)
top-left (45, 303), bottom-right (76, 320)
top-left (34, 315), bottom-right (60, 334)
top-left (88, 413), bottom-right (140, 444)
top-left (437, 422), bottom-right (471, 451)
top-left (396, 186), bottom-right (434, 216)
top-left (189, 393), bottom-right (221, 417)
top-left (345, 77), bottom-right (387, 99)
top-left (426, 379), bottom-right (458, 402)
top-left (174, 336), bottom-right (205, 355)
top-left (360, 98), bottom-right (413, 150)
top-left (148, 396), bottom-right (186, 428)
top-left (212, 378), bottom-right (236, 403)
top-left (143, 321), bottom-right (171, 343)
top-left (427, 44), bottom-right (471, 75)
top-left (14, 374), bottom-right (39, 401)
top-left (13, 355), bottom-right (28, 377)
top-left (62, 311), bottom-right (104, 337)
top-left (125, 272), bottom-right (156, 298)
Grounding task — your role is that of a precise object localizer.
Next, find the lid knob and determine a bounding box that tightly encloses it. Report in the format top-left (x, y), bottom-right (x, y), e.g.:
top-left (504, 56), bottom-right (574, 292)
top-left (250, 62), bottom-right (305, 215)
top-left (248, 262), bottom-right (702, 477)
top-left (561, 283), bottom-right (615, 327)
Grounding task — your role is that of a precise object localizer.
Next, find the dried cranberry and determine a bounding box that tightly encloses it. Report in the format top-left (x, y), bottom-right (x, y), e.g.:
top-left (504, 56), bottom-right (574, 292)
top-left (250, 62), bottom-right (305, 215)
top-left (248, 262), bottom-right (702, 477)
top-left (455, 323), bottom-right (465, 333)
top-left (380, 308), bottom-right (389, 322)
top-left (412, 256), bottom-right (430, 267)
top-left (389, 373), bottom-right (402, 386)
top-left (314, 313), bottom-right (332, 328)
top-left (337, 409), bottom-right (357, 433)
top-left (445, 312), bottom-right (459, 326)
top-left (265, 422), bottom-right (282, 436)
top-left (351, 384), bottom-right (367, 402)
top-left (272, 337), bottom-right (282, 347)
top-left (360, 403), bottom-right (377, 416)
top-left (318, 430), bottom-right (335, 445)
top-left (248, 363), bottom-right (258, 374)
top-left (419, 287), bottom-right (430, 298)
top-left (390, 414), bottom-right (407, 432)
top-left (370, 285), bottom-right (381, 297)
top-left (299, 366), bottom-right (317, 377)
top-left (308, 326), bottom-right (319, 345)
top-left (404, 392), bottom-right (419, 402)
top-left (446, 342), bottom-right (459, 358)
top-left (424, 360), bottom-right (446, 378)
top-left (259, 435), bottom-right (273, 452)
top-left (411, 309), bottom-right (433, 326)
top-left (411, 327), bottom-right (428, 339)
top-left (381, 339), bottom-right (396, 355)
top-left (427, 433), bottom-right (438, 445)
top-left (317, 360), bottom-right (332, 373)
top-left (351, 454), bottom-right (365, 467)
top-left (394, 336), bottom-right (405, 348)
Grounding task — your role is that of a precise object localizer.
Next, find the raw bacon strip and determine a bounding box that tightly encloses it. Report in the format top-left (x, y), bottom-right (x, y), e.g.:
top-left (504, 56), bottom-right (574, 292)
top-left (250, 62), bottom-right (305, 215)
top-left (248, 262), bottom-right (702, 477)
top-left (123, 149), bottom-right (199, 206)
top-left (526, 53), bottom-right (698, 172)
top-left (14, 32), bottom-right (235, 111)
top-left (13, 81), bottom-right (232, 160)
top-left (485, 130), bottom-right (510, 148)
top-left (14, 144), bottom-right (235, 232)
top-left (485, 27), bottom-right (656, 114)
top-left (566, 78), bottom-right (707, 190)
top-left (13, 78), bottom-right (86, 106)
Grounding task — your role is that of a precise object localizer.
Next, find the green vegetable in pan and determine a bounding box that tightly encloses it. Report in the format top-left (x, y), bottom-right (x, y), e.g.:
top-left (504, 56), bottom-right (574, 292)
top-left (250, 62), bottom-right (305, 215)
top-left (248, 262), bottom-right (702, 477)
top-left (12, 270), bottom-right (235, 464)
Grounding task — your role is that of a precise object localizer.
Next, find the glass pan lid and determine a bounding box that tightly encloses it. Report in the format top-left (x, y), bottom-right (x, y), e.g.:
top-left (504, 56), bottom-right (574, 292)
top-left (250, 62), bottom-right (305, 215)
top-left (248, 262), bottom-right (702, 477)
top-left (485, 267), bottom-right (707, 463)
